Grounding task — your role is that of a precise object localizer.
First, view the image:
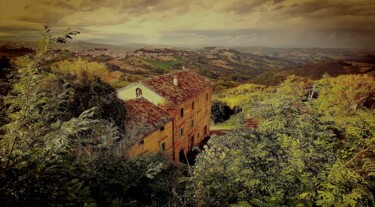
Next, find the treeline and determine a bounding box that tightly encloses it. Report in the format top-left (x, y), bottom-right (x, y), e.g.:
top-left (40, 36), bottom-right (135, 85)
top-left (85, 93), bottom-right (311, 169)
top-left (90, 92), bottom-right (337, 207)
top-left (1, 27), bottom-right (374, 206)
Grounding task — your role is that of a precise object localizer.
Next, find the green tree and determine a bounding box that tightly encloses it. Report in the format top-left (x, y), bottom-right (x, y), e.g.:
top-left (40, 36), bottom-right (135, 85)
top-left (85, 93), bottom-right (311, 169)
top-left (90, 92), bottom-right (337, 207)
top-left (0, 26), bottom-right (186, 207)
top-left (190, 75), bottom-right (375, 207)
top-left (0, 26), bottom-right (110, 206)
top-left (1, 26), bottom-right (80, 168)
top-left (211, 100), bottom-right (234, 124)
top-left (0, 56), bottom-right (14, 131)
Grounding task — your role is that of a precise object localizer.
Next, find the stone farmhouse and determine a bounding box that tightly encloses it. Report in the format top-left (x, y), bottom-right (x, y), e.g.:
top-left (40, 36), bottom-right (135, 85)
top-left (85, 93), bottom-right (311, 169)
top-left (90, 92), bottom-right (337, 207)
top-left (117, 70), bottom-right (214, 162)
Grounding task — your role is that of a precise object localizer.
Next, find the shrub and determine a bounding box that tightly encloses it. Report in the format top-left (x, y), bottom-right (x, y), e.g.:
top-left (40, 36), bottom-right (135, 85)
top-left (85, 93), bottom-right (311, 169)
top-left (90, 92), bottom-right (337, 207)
top-left (211, 101), bottom-right (234, 124)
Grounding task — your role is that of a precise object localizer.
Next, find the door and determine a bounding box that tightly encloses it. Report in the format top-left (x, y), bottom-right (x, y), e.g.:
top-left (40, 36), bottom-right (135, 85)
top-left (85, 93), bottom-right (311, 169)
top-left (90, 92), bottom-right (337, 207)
top-left (179, 149), bottom-right (187, 163)
top-left (189, 135), bottom-right (194, 150)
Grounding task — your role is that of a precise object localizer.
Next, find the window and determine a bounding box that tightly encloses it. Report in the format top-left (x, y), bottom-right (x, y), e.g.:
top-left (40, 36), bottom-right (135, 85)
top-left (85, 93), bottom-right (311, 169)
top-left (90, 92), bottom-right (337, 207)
top-left (203, 125), bottom-right (207, 136)
top-left (160, 142), bottom-right (166, 151)
top-left (180, 128), bottom-right (184, 137)
top-left (136, 88), bottom-right (142, 98)
top-left (160, 126), bottom-right (165, 131)
top-left (191, 119), bottom-right (194, 128)
top-left (180, 108), bottom-right (184, 117)
top-left (138, 140), bottom-right (144, 145)
top-left (198, 133), bottom-right (200, 138)
top-left (192, 101), bottom-right (195, 110)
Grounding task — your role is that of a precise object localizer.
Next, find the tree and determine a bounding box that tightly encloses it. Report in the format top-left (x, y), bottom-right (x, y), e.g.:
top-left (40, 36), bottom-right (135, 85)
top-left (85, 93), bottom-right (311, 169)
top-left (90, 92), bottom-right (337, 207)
top-left (0, 26), bottom-right (187, 207)
top-left (0, 56), bottom-right (14, 130)
top-left (191, 75), bottom-right (375, 206)
top-left (48, 71), bottom-right (126, 132)
top-left (0, 26), bottom-right (108, 206)
top-left (211, 100), bottom-right (234, 124)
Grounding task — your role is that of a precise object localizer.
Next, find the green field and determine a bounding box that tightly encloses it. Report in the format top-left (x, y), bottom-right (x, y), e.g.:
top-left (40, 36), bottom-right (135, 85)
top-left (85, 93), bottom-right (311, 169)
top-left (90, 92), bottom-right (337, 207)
top-left (145, 57), bottom-right (182, 72)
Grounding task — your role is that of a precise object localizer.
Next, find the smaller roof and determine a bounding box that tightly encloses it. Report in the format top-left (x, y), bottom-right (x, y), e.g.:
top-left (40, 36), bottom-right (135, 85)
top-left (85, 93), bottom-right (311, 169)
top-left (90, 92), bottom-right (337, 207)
top-left (124, 98), bottom-right (172, 142)
top-left (141, 70), bottom-right (213, 105)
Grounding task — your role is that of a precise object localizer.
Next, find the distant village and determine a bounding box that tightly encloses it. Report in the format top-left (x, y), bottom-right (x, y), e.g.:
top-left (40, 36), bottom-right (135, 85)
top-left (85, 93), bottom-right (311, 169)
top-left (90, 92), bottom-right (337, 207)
top-left (73, 47), bottom-right (238, 61)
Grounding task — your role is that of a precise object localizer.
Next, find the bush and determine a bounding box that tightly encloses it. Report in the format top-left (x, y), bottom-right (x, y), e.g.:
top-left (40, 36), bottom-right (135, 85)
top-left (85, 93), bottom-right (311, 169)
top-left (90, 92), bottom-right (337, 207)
top-left (211, 101), bottom-right (234, 124)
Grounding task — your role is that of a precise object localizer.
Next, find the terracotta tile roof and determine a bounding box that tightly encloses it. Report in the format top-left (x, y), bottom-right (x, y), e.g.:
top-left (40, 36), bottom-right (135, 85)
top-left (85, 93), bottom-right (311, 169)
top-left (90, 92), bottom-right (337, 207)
top-left (124, 98), bottom-right (172, 142)
top-left (141, 70), bottom-right (213, 105)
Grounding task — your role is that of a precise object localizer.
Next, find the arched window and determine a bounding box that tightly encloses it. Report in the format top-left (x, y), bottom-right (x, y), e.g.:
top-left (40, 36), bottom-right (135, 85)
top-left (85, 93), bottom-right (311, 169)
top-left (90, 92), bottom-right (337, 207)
top-left (136, 88), bottom-right (142, 98)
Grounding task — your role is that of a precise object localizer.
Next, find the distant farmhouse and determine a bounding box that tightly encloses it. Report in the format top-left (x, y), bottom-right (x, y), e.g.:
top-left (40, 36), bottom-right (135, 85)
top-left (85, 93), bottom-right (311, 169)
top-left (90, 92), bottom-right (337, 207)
top-left (118, 70), bottom-right (214, 162)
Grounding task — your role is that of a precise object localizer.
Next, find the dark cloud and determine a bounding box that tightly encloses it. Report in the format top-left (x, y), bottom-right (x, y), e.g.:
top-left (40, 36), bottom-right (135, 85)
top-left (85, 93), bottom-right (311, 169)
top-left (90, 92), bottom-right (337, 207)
top-left (54, 1), bottom-right (76, 10)
top-left (287, 0), bottom-right (375, 17)
top-left (77, 0), bottom-right (190, 16)
top-left (289, 1), bottom-right (325, 14)
top-left (221, 0), bottom-right (288, 14)
top-left (16, 0), bottom-right (192, 27)
top-left (273, 5), bottom-right (285, 11)
top-left (1, 0), bottom-right (375, 48)
top-left (221, 0), bottom-right (269, 14)
top-left (19, 1), bottom-right (77, 24)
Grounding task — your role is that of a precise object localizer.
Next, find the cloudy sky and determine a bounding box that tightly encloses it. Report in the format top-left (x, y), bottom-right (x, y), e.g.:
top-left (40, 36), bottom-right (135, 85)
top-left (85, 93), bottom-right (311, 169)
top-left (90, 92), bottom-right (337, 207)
top-left (0, 0), bottom-right (374, 48)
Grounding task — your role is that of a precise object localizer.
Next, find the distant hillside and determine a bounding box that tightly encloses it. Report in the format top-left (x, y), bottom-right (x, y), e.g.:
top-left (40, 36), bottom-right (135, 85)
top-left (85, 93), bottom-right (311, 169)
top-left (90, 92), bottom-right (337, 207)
top-left (0, 40), bottom-right (140, 52)
top-left (234, 47), bottom-right (375, 64)
top-left (0, 46), bottom-right (34, 58)
top-left (62, 41), bottom-right (142, 51)
top-left (186, 48), bottom-right (297, 82)
top-left (82, 46), bottom-right (299, 91)
top-left (249, 60), bottom-right (375, 86)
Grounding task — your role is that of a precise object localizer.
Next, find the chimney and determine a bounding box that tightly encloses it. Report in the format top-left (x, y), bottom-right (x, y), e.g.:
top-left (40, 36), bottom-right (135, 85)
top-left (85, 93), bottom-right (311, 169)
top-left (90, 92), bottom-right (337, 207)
top-left (173, 76), bottom-right (178, 86)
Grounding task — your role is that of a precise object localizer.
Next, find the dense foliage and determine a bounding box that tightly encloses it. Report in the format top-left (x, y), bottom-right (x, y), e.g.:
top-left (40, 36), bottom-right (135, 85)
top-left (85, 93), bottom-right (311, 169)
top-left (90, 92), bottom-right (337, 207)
top-left (0, 27), bottom-right (186, 207)
top-left (191, 75), bottom-right (375, 206)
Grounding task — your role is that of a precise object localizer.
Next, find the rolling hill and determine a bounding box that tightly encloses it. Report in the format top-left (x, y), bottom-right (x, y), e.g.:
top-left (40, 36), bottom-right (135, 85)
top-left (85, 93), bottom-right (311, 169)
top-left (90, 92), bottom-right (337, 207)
top-left (248, 59), bottom-right (375, 86)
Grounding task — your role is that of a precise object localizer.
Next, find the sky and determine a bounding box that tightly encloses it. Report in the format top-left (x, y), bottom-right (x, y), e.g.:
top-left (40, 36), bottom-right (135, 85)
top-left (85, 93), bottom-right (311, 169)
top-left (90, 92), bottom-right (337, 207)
top-left (0, 0), bottom-right (374, 48)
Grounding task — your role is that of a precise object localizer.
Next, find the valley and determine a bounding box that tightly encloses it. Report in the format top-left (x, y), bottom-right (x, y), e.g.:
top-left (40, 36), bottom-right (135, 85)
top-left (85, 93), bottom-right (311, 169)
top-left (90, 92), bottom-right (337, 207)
top-left (1, 41), bottom-right (374, 92)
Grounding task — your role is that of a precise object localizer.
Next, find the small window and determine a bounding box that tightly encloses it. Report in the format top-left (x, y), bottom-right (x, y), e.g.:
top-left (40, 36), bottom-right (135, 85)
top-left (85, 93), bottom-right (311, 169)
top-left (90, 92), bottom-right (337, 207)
top-left (180, 128), bottom-right (184, 137)
top-left (198, 133), bottom-right (200, 138)
top-left (160, 126), bottom-right (165, 131)
top-left (139, 140), bottom-right (144, 145)
top-left (136, 88), bottom-right (142, 98)
top-left (180, 108), bottom-right (184, 117)
top-left (161, 142), bottom-right (166, 151)
top-left (192, 101), bottom-right (195, 110)
top-left (191, 119), bottom-right (194, 128)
